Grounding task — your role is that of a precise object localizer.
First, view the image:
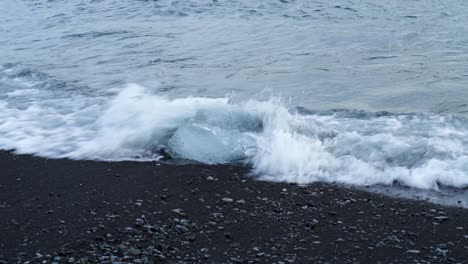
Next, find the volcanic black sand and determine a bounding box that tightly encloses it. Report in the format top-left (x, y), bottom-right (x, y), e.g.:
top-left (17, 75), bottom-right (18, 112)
top-left (0, 151), bottom-right (467, 263)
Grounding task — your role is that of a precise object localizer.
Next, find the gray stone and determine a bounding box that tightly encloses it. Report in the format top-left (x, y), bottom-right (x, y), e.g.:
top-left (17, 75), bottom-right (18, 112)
top-left (221, 198), bottom-right (234, 203)
top-left (129, 248), bottom-right (141, 255)
top-left (176, 225), bottom-right (190, 233)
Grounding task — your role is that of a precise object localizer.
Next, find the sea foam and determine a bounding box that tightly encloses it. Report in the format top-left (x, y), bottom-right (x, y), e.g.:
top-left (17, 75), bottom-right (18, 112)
top-left (1, 65), bottom-right (468, 190)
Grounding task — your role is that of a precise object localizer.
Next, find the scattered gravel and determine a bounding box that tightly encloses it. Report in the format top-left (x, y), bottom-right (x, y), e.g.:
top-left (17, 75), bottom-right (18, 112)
top-left (0, 151), bottom-right (467, 263)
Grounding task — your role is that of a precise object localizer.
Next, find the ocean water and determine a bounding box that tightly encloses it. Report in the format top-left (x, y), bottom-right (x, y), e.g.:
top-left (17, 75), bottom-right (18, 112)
top-left (1, 0), bottom-right (468, 202)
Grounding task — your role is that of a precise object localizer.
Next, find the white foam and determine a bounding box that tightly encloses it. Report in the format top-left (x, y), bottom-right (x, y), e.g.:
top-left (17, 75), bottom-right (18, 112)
top-left (6, 89), bottom-right (41, 97)
top-left (1, 72), bottom-right (468, 190)
top-left (71, 84), bottom-right (228, 159)
top-left (252, 109), bottom-right (468, 189)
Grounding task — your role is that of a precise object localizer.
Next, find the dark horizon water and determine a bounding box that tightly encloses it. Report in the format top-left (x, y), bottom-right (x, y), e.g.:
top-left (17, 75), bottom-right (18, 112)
top-left (1, 0), bottom-right (468, 205)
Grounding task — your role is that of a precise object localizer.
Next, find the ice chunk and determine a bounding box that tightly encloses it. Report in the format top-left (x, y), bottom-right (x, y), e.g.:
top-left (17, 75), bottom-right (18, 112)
top-left (166, 124), bottom-right (256, 164)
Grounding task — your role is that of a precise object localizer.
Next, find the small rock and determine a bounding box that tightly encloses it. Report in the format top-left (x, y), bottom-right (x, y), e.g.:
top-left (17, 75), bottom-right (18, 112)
top-left (176, 225), bottom-right (190, 233)
top-left (129, 248), bottom-right (141, 255)
top-left (172, 208), bottom-right (184, 215)
top-left (434, 216), bottom-right (449, 221)
top-left (221, 198), bottom-right (234, 203)
top-left (294, 247), bottom-right (307, 251)
top-left (435, 248), bottom-right (448, 256)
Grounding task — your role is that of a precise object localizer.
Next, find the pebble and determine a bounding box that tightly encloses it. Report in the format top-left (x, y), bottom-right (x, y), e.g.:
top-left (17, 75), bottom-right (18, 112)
top-left (175, 225), bottom-right (190, 233)
top-left (434, 216), bottom-right (449, 221)
top-left (129, 248), bottom-right (141, 255)
top-left (221, 198), bottom-right (234, 203)
top-left (172, 208), bottom-right (184, 215)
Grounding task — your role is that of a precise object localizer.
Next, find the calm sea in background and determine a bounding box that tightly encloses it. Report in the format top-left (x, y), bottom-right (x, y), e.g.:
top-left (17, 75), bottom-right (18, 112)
top-left (1, 0), bottom-right (468, 204)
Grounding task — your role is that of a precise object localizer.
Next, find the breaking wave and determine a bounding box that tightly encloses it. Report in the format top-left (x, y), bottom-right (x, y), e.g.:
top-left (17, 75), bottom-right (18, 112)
top-left (1, 64), bottom-right (468, 190)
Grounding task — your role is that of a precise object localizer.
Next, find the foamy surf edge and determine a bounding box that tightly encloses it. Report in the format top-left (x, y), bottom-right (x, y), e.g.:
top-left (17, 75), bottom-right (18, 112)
top-left (1, 64), bottom-right (468, 190)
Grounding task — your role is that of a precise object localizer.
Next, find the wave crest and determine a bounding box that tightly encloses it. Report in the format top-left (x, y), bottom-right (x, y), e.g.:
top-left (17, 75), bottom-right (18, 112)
top-left (1, 73), bottom-right (468, 190)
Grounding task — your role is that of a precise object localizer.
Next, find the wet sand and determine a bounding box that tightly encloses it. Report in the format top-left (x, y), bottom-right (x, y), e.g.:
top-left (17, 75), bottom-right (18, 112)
top-left (0, 151), bottom-right (467, 263)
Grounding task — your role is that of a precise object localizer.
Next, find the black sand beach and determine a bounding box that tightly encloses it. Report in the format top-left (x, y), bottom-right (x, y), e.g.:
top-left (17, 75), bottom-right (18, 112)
top-left (1, 151), bottom-right (467, 263)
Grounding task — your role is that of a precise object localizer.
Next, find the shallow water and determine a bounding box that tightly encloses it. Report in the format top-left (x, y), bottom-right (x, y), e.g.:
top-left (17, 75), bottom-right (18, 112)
top-left (1, 1), bottom-right (468, 200)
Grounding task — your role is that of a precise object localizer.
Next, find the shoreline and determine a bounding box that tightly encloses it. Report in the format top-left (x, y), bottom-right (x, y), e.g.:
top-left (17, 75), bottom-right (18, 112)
top-left (1, 151), bottom-right (467, 263)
